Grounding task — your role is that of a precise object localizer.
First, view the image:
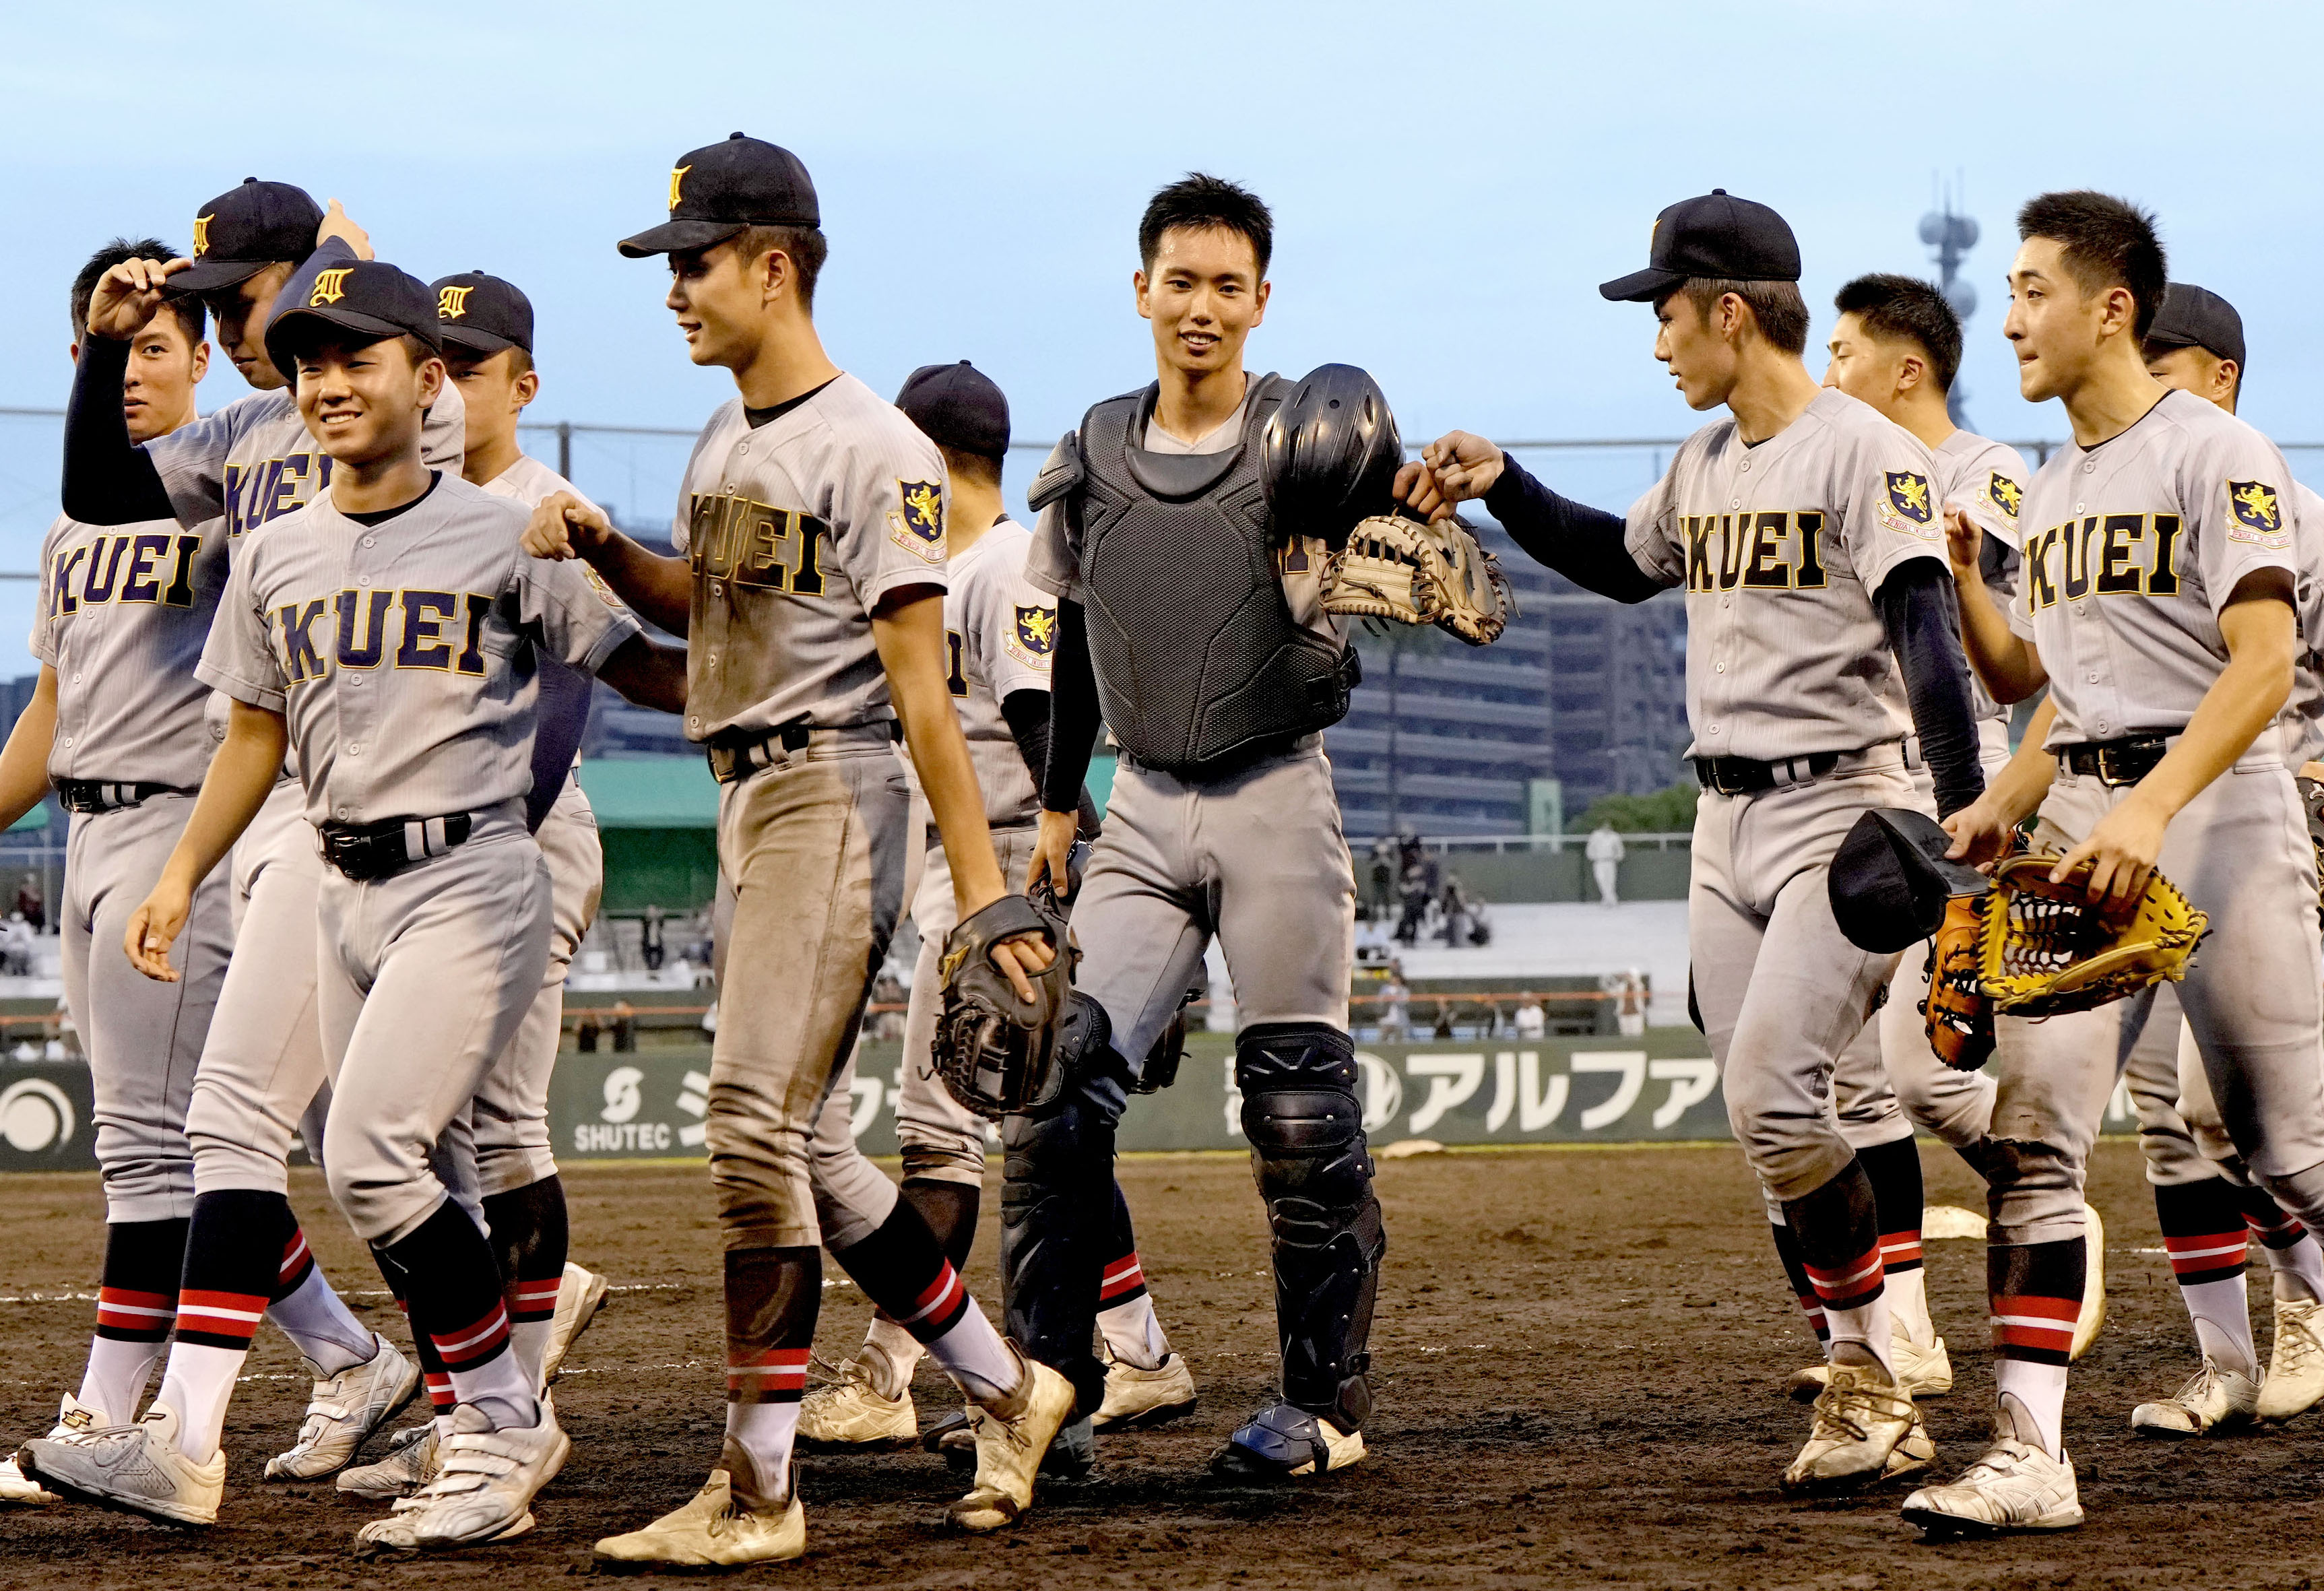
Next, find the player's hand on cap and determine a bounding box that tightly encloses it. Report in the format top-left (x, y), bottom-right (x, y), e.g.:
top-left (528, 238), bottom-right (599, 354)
top-left (1941, 505), bottom-right (1984, 584)
top-left (122, 884), bottom-right (192, 984)
top-left (2051, 791), bottom-right (2166, 914)
top-left (522, 491), bottom-right (614, 561)
top-left (1419, 432), bottom-right (1506, 507)
top-left (317, 199), bottom-right (375, 261)
top-left (1939, 792), bottom-right (2017, 869)
top-left (85, 255), bottom-right (190, 342)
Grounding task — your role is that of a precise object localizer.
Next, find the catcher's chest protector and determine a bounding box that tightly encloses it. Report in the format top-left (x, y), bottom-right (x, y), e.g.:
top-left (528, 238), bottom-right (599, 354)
top-left (1072, 379), bottom-right (1357, 775)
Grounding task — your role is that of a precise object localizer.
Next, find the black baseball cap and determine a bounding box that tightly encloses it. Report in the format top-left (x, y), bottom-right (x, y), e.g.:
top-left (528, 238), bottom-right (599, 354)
top-left (2145, 283), bottom-right (2246, 372)
top-left (430, 270), bottom-right (534, 356)
top-left (618, 133), bottom-right (820, 259)
top-left (1828, 808), bottom-right (1989, 954)
top-left (1600, 189), bottom-right (1801, 303)
top-left (263, 259), bottom-right (444, 376)
top-left (170, 178), bottom-right (325, 295)
top-left (896, 361), bottom-right (1010, 458)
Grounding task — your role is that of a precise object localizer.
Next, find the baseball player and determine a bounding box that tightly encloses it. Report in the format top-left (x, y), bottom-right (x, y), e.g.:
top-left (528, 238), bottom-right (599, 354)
top-left (1018, 174), bottom-right (1392, 1484)
top-left (0, 240), bottom-right (230, 1512)
top-left (798, 363), bottom-right (1196, 1466)
top-left (32, 186), bottom-right (482, 1512)
top-left (1409, 190), bottom-right (1987, 1496)
top-left (84, 257), bottom-right (684, 1553)
top-left (521, 135), bottom-right (1070, 1567)
top-left (1909, 191), bottom-right (2324, 1534)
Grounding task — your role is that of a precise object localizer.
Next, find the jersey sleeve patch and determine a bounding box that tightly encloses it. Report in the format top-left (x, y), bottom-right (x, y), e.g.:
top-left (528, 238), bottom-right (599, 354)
top-left (887, 478), bottom-right (946, 563)
top-left (1006, 602), bottom-right (1058, 667)
top-left (1879, 470), bottom-right (1937, 538)
top-left (2229, 479), bottom-right (2288, 546)
top-left (1987, 471), bottom-right (2023, 523)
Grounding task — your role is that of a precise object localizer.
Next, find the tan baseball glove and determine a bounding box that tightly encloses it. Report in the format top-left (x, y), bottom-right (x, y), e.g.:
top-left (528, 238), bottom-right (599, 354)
top-left (1324, 512), bottom-right (1513, 646)
top-left (1974, 853), bottom-right (2209, 1018)
top-left (1921, 895), bottom-right (1994, 1070)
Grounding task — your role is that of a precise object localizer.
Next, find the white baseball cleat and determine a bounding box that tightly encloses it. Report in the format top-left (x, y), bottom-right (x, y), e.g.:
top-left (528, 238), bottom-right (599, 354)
top-left (266, 1334), bottom-right (420, 1479)
top-left (2259, 1297), bottom-right (2324, 1422)
top-left (943, 1347), bottom-right (1074, 1532)
top-left (593, 1468), bottom-right (804, 1568)
top-left (1788, 1334), bottom-right (1952, 1401)
top-left (3, 1394), bottom-right (112, 1505)
top-left (352, 1402), bottom-right (567, 1553)
top-left (539, 1262), bottom-right (610, 1389)
top-left (1779, 1361), bottom-right (1917, 1495)
top-left (337, 1422), bottom-right (443, 1500)
top-left (2131, 1357), bottom-right (2259, 1437)
top-left (1092, 1347), bottom-right (1198, 1430)
top-left (2070, 1203), bottom-right (2106, 1360)
top-left (798, 1354), bottom-right (916, 1448)
top-left (19, 1403), bottom-right (224, 1526)
top-left (1902, 1438), bottom-right (2083, 1536)
top-left (1883, 1406), bottom-right (1937, 1482)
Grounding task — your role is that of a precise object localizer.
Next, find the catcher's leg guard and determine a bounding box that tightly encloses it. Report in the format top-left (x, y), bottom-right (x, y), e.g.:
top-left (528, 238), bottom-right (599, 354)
top-left (1236, 1023), bottom-right (1384, 1429)
top-left (998, 1012), bottom-right (1125, 1419)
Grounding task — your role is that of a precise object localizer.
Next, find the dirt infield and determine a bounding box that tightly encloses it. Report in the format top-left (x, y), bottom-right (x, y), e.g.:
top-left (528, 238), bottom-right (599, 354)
top-left (3, 1140), bottom-right (2323, 1588)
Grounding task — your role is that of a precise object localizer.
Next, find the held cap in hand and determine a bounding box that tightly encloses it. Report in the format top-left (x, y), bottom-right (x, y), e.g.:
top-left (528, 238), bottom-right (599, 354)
top-left (1600, 189), bottom-right (1801, 303)
top-left (430, 270), bottom-right (534, 356)
top-left (619, 133), bottom-right (820, 258)
top-left (1828, 807), bottom-right (1991, 954)
top-left (171, 178), bottom-right (325, 294)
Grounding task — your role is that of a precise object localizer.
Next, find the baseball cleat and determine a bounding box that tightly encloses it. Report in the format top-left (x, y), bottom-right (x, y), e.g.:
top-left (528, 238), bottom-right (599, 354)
top-left (337, 1421), bottom-right (442, 1500)
top-left (2070, 1203), bottom-right (2106, 1360)
top-left (2259, 1297), bottom-right (2324, 1422)
top-left (0, 1456), bottom-right (57, 1504)
top-left (798, 1354), bottom-right (916, 1448)
top-left (1883, 1407), bottom-right (1937, 1483)
top-left (1779, 1361), bottom-right (1917, 1496)
top-left (266, 1333), bottom-right (420, 1479)
top-left (2, 1392), bottom-right (106, 1503)
top-left (1092, 1347), bottom-right (1198, 1430)
top-left (20, 1403), bottom-right (224, 1527)
top-left (539, 1262), bottom-right (610, 1389)
top-left (1788, 1334), bottom-right (1952, 1402)
top-left (1901, 1438), bottom-right (2082, 1536)
top-left (352, 1401), bottom-right (567, 1553)
top-left (593, 1468), bottom-right (804, 1569)
top-left (1210, 1401), bottom-right (1366, 1481)
top-left (2131, 1357), bottom-right (2259, 1437)
top-left (942, 1346), bottom-right (1074, 1532)
top-left (923, 1407), bottom-right (977, 1472)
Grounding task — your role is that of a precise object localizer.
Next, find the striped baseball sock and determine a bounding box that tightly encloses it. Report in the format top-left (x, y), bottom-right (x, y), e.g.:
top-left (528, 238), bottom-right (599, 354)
top-left (1989, 1237), bottom-right (2084, 1458)
top-left (373, 1250), bottom-right (456, 1428)
top-left (855, 1177), bottom-right (986, 1400)
top-left (831, 1201), bottom-right (1019, 1404)
top-left (1768, 1221), bottom-right (1831, 1347)
top-left (481, 1176), bottom-right (570, 1394)
top-left (375, 1201), bottom-right (535, 1430)
top-left (265, 1220), bottom-right (375, 1373)
top-left (79, 1216), bottom-right (189, 1429)
top-left (1856, 1136), bottom-right (1932, 1346)
top-left (723, 1246), bottom-right (816, 1505)
top-left (1782, 1161), bottom-right (1892, 1376)
top-left (155, 1192), bottom-right (291, 1462)
top-left (2157, 1178), bottom-right (2257, 1377)
top-left (1095, 1180), bottom-right (1168, 1370)
top-left (2238, 1184), bottom-right (2324, 1303)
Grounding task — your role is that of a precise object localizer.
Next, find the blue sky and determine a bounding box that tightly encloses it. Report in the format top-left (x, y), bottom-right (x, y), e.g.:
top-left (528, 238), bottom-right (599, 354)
top-left (1, 0), bottom-right (2321, 646)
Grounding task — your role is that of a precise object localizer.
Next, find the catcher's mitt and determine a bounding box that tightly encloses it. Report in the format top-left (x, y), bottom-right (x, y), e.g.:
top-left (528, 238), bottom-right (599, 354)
top-left (1974, 853), bottom-right (2208, 1018)
top-left (932, 895), bottom-right (1073, 1119)
top-left (2299, 773), bottom-right (2324, 930)
top-left (1324, 512), bottom-right (1512, 646)
top-left (1921, 895), bottom-right (1994, 1071)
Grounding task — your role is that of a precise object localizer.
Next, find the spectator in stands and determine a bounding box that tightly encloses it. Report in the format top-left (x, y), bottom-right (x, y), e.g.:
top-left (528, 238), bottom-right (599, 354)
top-left (1440, 873), bottom-right (1472, 948)
top-left (1, 913), bottom-right (33, 975)
top-left (1514, 996), bottom-right (1547, 1039)
top-left (1484, 1000), bottom-right (1506, 1037)
top-left (1395, 858), bottom-right (1431, 945)
top-left (575, 1009), bottom-right (602, 1053)
top-left (1368, 835), bottom-right (1397, 922)
top-left (642, 903), bottom-right (667, 971)
top-left (1431, 1000), bottom-right (1455, 1039)
top-left (15, 876), bottom-right (42, 935)
top-left (610, 999), bottom-right (637, 1053)
top-left (1586, 822), bottom-right (1625, 907)
top-left (1378, 969), bottom-right (1411, 1041)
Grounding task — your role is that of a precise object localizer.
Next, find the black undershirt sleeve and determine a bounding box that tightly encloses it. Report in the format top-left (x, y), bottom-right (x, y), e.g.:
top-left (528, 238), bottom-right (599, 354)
top-left (1005, 687), bottom-right (1101, 836)
top-left (63, 336), bottom-right (174, 525)
top-left (1481, 453), bottom-right (1666, 604)
top-left (1041, 601), bottom-right (1103, 816)
top-left (1877, 559), bottom-right (1986, 818)
top-left (523, 659), bottom-right (593, 833)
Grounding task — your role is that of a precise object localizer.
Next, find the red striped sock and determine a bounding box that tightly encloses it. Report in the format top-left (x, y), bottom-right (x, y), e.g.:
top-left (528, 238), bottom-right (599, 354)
top-left (429, 1301), bottom-right (513, 1373)
top-left (174, 1287), bottom-right (269, 1352)
top-left (95, 1287), bottom-right (178, 1343)
top-left (727, 1347), bottom-right (810, 1405)
top-left (274, 1226), bottom-right (316, 1299)
top-left (1802, 1245), bottom-right (1886, 1315)
top-left (1099, 1251), bottom-right (1149, 1307)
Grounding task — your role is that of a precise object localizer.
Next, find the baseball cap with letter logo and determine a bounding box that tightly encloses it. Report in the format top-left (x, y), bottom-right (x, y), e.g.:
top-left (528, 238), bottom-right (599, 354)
top-left (169, 177), bottom-right (326, 294)
top-left (262, 259), bottom-right (444, 376)
top-left (618, 133), bottom-right (820, 258)
top-left (428, 270), bottom-right (535, 356)
top-left (1599, 189), bottom-right (1801, 302)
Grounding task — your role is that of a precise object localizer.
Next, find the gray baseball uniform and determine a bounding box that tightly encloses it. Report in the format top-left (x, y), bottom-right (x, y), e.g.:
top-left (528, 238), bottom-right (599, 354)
top-left (670, 375), bottom-right (940, 1254)
top-left (198, 472), bottom-right (639, 1244)
top-left (32, 510), bottom-right (234, 1221)
top-left (1986, 389), bottom-right (2324, 1246)
top-left (1623, 388), bottom-right (1943, 1203)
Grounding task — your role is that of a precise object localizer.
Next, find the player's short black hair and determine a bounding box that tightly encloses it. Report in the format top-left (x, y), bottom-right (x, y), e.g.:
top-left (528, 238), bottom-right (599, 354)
top-left (1834, 273), bottom-right (1962, 393)
top-left (732, 224), bottom-right (828, 313)
top-left (1659, 278), bottom-right (1809, 356)
top-left (938, 442), bottom-right (1002, 490)
top-left (2016, 191), bottom-right (2166, 342)
top-left (1138, 173), bottom-right (1273, 277)
top-left (71, 238), bottom-right (205, 345)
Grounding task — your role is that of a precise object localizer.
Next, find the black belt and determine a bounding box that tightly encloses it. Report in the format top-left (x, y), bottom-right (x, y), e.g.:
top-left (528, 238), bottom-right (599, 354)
top-left (1691, 750), bottom-right (1842, 797)
top-left (2057, 735), bottom-right (2170, 787)
top-left (57, 779), bottom-right (195, 814)
top-left (705, 720), bottom-right (901, 785)
top-left (317, 812), bottom-right (473, 881)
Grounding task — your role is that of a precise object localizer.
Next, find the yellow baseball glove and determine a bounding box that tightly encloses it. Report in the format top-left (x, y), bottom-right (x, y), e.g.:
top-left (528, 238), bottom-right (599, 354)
top-left (1974, 853), bottom-right (2209, 1018)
